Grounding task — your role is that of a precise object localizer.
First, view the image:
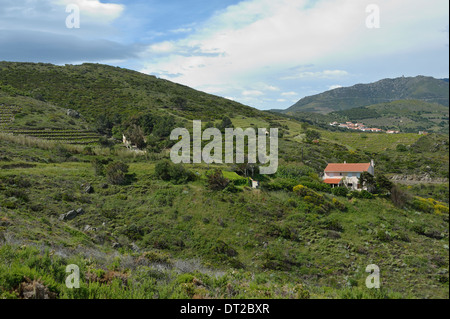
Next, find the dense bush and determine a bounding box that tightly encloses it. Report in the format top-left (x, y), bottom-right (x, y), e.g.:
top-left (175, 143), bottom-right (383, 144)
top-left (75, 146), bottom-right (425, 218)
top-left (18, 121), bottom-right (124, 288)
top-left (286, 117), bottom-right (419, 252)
top-left (106, 161), bottom-right (129, 185)
top-left (332, 198), bottom-right (347, 211)
top-left (206, 169), bottom-right (230, 191)
top-left (390, 185), bottom-right (411, 208)
top-left (301, 181), bottom-right (331, 193)
top-left (359, 190), bottom-right (374, 199)
top-left (411, 196), bottom-right (449, 214)
top-left (91, 158), bottom-right (105, 176)
top-left (331, 186), bottom-right (349, 197)
top-left (265, 178), bottom-right (298, 191)
top-left (154, 160), bottom-right (196, 184)
top-left (276, 164), bottom-right (317, 180)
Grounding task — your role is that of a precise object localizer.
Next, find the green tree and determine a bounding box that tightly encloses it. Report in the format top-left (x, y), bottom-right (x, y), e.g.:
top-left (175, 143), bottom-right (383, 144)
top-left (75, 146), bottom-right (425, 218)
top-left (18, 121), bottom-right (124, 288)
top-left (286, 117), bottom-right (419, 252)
top-left (375, 174), bottom-right (393, 195)
top-left (124, 124), bottom-right (146, 149)
top-left (216, 116), bottom-right (233, 131)
top-left (305, 129), bottom-right (321, 142)
top-left (359, 171), bottom-right (376, 193)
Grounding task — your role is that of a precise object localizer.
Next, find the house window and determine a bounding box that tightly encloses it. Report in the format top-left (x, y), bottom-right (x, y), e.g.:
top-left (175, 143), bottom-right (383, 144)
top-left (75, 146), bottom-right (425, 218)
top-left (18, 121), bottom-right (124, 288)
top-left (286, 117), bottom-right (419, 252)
top-left (348, 172), bottom-right (353, 177)
top-left (339, 173), bottom-right (342, 176)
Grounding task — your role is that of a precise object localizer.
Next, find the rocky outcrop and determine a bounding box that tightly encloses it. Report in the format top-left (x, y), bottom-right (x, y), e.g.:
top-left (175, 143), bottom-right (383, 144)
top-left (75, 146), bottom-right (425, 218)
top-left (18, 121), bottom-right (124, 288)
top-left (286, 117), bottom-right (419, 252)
top-left (390, 174), bottom-right (448, 184)
top-left (66, 109), bottom-right (80, 118)
top-left (59, 208), bottom-right (85, 221)
top-left (19, 278), bottom-right (57, 299)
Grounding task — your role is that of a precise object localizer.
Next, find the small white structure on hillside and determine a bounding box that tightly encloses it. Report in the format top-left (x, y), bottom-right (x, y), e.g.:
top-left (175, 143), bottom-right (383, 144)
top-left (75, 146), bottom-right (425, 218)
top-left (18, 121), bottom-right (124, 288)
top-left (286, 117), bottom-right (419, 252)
top-left (249, 177), bottom-right (260, 189)
top-left (123, 134), bottom-right (131, 149)
top-left (323, 160), bottom-right (375, 191)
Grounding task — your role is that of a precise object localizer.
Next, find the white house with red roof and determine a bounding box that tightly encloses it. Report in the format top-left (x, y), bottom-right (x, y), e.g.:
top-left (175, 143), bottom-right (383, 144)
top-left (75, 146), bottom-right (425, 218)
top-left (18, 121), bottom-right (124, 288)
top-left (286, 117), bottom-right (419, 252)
top-left (323, 160), bottom-right (375, 190)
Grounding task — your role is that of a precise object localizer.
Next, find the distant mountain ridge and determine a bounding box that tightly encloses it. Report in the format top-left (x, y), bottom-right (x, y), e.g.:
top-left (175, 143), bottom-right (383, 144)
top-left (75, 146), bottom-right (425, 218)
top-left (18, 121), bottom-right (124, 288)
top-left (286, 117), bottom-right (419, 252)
top-left (284, 76), bottom-right (449, 114)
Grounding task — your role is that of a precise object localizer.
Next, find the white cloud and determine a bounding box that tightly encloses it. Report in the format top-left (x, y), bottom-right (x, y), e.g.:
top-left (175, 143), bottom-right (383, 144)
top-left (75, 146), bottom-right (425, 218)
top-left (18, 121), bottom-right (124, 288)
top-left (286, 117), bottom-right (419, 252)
top-left (139, 0), bottom-right (448, 108)
top-left (170, 27), bottom-right (193, 34)
top-left (57, 0), bottom-right (124, 23)
top-left (328, 84), bottom-right (343, 90)
top-left (283, 70), bottom-right (349, 80)
top-left (147, 41), bottom-right (176, 53)
top-left (281, 91), bottom-right (298, 96)
top-left (242, 90), bottom-right (264, 96)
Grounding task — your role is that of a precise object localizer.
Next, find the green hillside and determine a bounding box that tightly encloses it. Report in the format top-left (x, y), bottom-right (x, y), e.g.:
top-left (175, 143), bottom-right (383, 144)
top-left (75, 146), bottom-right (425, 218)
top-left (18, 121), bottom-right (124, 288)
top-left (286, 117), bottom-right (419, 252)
top-left (0, 134), bottom-right (448, 299)
top-left (331, 100), bottom-right (449, 134)
top-left (0, 63), bottom-right (448, 299)
top-left (0, 61), bottom-right (267, 124)
top-left (285, 76), bottom-right (449, 114)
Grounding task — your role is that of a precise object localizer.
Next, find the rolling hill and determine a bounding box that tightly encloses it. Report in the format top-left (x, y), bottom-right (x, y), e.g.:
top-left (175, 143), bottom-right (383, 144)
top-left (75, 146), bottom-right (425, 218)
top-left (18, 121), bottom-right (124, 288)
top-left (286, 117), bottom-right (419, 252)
top-left (0, 61), bottom-right (266, 123)
top-left (0, 62), bottom-right (448, 299)
top-left (285, 76), bottom-right (449, 114)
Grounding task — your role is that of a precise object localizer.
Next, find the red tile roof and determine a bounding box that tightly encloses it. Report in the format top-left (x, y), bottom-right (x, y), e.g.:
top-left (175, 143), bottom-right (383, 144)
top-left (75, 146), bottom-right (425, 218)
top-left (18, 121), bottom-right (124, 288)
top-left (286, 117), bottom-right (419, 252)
top-left (323, 178), bottom-right (343, 184)
top-left (324, 163), bottom-right (371, 172)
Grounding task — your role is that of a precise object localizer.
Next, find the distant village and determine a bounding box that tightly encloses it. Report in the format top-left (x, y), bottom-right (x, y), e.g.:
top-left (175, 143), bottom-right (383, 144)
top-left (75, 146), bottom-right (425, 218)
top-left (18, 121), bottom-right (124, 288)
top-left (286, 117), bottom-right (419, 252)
top-left (329, 121), bottom-right (400, 134)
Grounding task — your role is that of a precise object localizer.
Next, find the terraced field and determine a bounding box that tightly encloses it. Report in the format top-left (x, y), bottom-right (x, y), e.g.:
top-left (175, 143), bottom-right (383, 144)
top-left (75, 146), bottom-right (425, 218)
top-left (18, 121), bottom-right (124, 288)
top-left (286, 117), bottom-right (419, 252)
top-left (0, 104), bottom-right (21, 126)
top-left (0, 128), bottom-right (100, 145)
top-left (0, 100), bottom-right (101, 145)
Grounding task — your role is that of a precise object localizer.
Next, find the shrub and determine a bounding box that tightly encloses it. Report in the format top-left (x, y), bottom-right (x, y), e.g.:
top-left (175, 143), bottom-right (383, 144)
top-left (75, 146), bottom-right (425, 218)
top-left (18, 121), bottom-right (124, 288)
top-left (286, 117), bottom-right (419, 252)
top-left (276, 165), bottom-right (316, 180)
top-left (376, 230), bottom-right (392, 242)
top-left (301, 181), bottom-right (331, 193)
top-left (410, 196), bottom-right (448, 214)
top-left (106, 161), bottom-right (129, 185)
top-left (293, 184), bottom-right (311, 196)
top-left (91, 158), bottom-right (105, 176)
top-left (348, 190), bottom-right (361, 199)
top-left (124, 124), bottom-right (146, 149)
top-left (223, 182), bottom-right (240, 193)
top-left (154, 160), bottom-right (196, 184)
top-left (265, 178), bottom-right (298, 191)
top-left (295, 284), bottom-right (310, 299)
top-left (293, 184), bottom-right (324, 206)
top-left (359, 190), bottom-right (374, 199)
top-left (390, 185), bottom-right (410, 208)
top-left (206, 169), bottom-right (229, 191)
top-left (322, 219), bottom-right (344, 232)
top-left (332, 198), bottom-right (347, 211)
top-left (331, 186), bottom-right (349, 197)
top-left (83, 146), bottom-right (94, 155)
top-left (305, 129), bottom-right (321, 142)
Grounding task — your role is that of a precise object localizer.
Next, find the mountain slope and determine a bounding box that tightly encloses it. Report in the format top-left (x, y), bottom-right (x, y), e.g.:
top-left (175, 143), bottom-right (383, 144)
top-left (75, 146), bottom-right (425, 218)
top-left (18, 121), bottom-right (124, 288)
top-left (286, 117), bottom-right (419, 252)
top-left (285, 76), bottom-right (449, 114)
top-left (0, 61), bottom-right (266, 123)
top-left (331, 99), bottom-right (449, 134)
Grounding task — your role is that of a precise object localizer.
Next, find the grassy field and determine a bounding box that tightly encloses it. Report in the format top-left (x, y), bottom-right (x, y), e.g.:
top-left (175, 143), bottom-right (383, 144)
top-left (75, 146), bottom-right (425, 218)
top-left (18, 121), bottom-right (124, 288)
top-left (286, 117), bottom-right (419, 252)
top-left (320, 131), bottom-right (421, 153)
top-left (0, 133), bottom-right (448, 299)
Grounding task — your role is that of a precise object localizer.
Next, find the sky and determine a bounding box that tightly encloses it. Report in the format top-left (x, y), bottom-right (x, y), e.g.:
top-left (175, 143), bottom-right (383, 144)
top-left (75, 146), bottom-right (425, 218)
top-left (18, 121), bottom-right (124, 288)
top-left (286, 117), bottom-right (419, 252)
top-left (0, 0), bottom-right (448, 110)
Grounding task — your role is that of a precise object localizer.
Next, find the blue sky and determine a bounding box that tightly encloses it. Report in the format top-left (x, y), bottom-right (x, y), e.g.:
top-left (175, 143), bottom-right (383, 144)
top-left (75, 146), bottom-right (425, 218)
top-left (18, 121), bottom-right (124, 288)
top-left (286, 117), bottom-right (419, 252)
top-left (0, 0), bottom-right (448, 110)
